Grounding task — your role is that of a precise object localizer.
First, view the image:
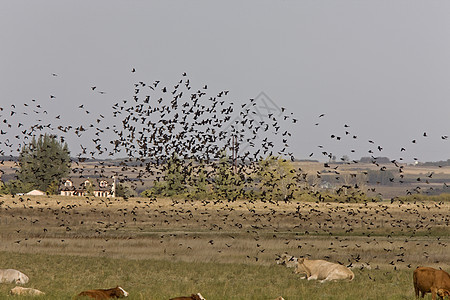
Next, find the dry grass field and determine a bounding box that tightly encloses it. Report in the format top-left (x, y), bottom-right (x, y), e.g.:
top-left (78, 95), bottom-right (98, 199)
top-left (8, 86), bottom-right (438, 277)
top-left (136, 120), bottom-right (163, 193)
top-left (0, 194), bottom-right (448, 299)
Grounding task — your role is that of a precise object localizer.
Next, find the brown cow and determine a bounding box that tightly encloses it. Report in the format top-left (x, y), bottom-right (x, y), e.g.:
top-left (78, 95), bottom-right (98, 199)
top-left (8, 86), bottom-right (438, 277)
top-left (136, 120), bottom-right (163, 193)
top-left (76, 286), bottom-right (129, 299)
top-left (169, 293), bottom-right (205, 300)
top-left (413, 267), bottom-right (450, 300)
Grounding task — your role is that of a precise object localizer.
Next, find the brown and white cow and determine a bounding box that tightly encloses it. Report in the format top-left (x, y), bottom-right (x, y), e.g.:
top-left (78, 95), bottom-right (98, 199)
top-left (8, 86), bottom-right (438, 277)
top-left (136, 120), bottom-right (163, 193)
top-left (413, 267), bottom-right (450, 300)
top-left (294, 258), bottom-right (354, 283)
top-left (0, 269), bottom-right (29, 284)
top-left (9, 286), bottom-right (45, 296)
top-left (76, 286), bottom-right (129, 299)
top-left (169, 293), bottom-right (205, 300)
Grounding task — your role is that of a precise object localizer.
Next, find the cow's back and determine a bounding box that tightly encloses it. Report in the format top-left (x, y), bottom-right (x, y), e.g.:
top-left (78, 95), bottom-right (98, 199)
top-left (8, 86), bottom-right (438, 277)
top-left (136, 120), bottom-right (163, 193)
top-left (0, 269), bottom-right (29, 284)
top-left (325, 261), bottom-right (354, 280)
top-left (435, 269), bottom-right (450, 292)
top-left (78, 290), bottom-right (109, 299)
top-left (0, 269), bottom-right (12, 282)
top-left (305, 260), bottom-right (353, 280)
top-left (77, 287), bottom-right (128, 299)
top-left (414, 267), bottom-right (435, 296)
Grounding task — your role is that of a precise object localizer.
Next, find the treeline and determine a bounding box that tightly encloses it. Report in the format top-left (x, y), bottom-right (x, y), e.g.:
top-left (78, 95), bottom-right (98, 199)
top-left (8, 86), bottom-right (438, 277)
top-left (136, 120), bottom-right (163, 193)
top-left (140, 153), bottom-right (298, 202)
top-left (2, 134), bottom-right (448, 202)
top-left (421, 159), bottom-right (450, 167)
top-left (138, 152), bottom-right (380, 203)
top-left (392, 192), bottom-right (450, 202)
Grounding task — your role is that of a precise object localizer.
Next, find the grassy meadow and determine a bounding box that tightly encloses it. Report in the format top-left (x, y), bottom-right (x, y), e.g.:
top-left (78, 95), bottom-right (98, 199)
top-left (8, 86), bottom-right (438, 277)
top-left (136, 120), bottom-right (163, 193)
top-left (0, 195), bottom-right (448, 299)
top-left (0, 251), bottom-right (417, 300)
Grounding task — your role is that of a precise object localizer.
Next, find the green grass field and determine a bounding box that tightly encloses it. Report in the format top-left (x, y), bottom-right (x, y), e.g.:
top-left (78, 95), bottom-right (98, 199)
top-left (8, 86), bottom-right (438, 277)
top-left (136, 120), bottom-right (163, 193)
top-left (0, 195), bottom-right (448, 299)
top-left (0, 251), bottom-right (416, 300)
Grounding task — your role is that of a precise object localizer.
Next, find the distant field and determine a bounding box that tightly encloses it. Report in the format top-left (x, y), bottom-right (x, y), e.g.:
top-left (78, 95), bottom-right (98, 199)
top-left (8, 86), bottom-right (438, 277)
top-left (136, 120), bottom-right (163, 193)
top-left (0, 195), bottom-right (448, 299)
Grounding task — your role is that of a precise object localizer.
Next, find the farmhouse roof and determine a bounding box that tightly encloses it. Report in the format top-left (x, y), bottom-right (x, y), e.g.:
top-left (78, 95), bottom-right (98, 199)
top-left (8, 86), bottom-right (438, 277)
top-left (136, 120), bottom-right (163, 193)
top-left (26, 189), bottom-right (46, 195)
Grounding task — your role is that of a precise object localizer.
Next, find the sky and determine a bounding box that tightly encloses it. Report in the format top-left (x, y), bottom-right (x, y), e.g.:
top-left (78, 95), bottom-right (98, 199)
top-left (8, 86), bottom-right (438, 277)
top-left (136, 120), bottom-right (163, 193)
top-left (1, 1), bottom-right (450, 163)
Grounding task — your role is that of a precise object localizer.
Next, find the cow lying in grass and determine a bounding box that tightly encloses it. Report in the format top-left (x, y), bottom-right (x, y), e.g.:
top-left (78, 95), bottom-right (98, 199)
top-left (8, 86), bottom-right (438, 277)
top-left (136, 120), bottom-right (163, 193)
top-left (0, 269), bottom-right (29, 284)
top-left (9, 286), bottom-right (45, 296)
top-left (294, 258), bottom-right (355, 283)
top-left (76, 286), bottom-right (129, 299)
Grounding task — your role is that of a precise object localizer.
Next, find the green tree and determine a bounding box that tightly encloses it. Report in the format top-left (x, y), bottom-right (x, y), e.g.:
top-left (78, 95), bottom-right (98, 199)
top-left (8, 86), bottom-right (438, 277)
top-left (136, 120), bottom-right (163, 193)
top-left (3, 179), bottom-right (35, 195)
top-left (164, 154), bottom-right (186, 196)
top-left (84, 179), bottom-right (94, 196)
top-left (116, 182), bottom-right (138, 199)
top-left (213, 150), bottom-right (242, 201)
top-left (188, 161), bottom-right (211, 199)
top-left (46, 179), bottom-right (60, 195)
top-left (257, 155), bottom-right (297, 202)
top-left (146, 154), bottom-right (186, 197)
top-left (18, 134), bottom-right (71, 194)
top-left (0, 181), bottom-right (8, 194)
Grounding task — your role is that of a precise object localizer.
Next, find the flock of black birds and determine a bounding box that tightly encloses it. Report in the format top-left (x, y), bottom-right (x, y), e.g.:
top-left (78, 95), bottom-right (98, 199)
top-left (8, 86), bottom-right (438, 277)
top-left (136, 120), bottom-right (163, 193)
top-left (1, 70), bottom-right (448, 197)
top-left (2, 70), bottom-right (303, 202)
top-left (0, 70), bottom-right (449, 274)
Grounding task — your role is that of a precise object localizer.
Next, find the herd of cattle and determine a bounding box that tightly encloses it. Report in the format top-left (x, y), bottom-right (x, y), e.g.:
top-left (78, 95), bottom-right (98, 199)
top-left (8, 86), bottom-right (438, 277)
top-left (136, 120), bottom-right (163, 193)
top-left (276, 254), bottom-right (450, 299)
top-left (1, 256), bottom-right (449, 299)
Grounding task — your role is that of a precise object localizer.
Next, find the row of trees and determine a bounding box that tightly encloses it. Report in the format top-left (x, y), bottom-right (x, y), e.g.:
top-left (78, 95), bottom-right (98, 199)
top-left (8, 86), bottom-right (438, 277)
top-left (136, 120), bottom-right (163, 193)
top-left (139, 153), bottom-right (411, 202)
top-left (0, 134), bottom-right (403, 201)
top-left (142, 152), bottom-right (322, 202)
top-left (0, 133), bottom-right (307, 200)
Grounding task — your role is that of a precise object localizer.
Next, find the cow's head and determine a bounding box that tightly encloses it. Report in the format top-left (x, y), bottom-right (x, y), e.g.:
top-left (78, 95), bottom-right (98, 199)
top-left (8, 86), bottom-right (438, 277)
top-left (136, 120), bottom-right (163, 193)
top-left (15, 274), bottom-right (28, 285)
top-left (193, 293), bottom-right (205, 300)
top-left (115, 286), bottom-right (129, 298)
top-left (275, 254), bottom-right (281, 264)
top-left (9, 287), bottom-right (22, 295)
top-left (276, 253), bottom-right (298, 268)
top-left (294, 258), bottom-right (311, 277)
top-left (437, 289), bottom-right (450, 298)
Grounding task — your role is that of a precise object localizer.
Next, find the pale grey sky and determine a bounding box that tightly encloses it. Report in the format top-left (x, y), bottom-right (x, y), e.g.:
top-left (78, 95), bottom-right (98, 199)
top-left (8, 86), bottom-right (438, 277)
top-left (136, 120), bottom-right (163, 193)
top-left (1, 1), bottom-right (449, 162)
